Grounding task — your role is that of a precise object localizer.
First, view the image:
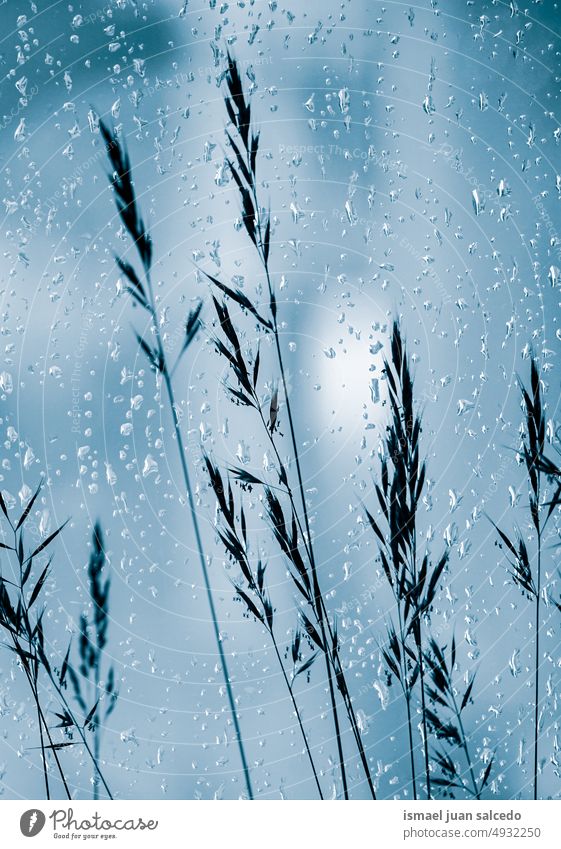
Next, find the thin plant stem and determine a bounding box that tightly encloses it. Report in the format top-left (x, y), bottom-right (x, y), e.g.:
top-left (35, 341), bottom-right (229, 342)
top-left (251, 276), bottom-right (348, 797)
top-left (405, 695), bottom-right (417, 801)
top-left (253, 400), bottom-right (355, 797)
top-left (252, 158), bottom-right (374, 799)
top-left (35, 693), bottom-right (50, 800)
top-left (21, 647), bottom-right (71, 799)
top-left (47, 671), bottom-right (113, 799)
top-left (211, 57), bottom-right (376, 795)
top-left (418, 649), bottom-right (431, 798)
top-left (269, 633), bottom-right (324, 799)
top-left (532, 427), bottom-right (542, 801)
top-left (1, 484), bottom-right (111, 800)
top-left (320, 628), bottom-right (348, 799)
top-left (423, 634), bottom-right (491, 799)
top-left (534, 525), bottom-right (541, 801)
top-left (18, 551), bottom-right (52, 800)
top-left (204, 458), bottom-right (324, 798)
top-left (214, 100), bottom-right (350, 794)
top-left (93, 663), bottom-right (100, 801)
top-left (451, 692), bottom-right (479, 800)
top-left (491, 357), bottom-right (547, 802)
top-left (255, 394), bottom-right (375, 796)
top-left (31, 679), bottom-right (72, 800)
top-left (412, 530), bottom-right (431, 800)
top-left (9, 514), bottom-right (72, 800)
top-left (365, 323), bottom-right (449, 801)
top-left (101, 117), bottom-right (254, 799)
top-left (13, 632), bottom-right (71, 799)
top-left (318, 598), bottom-right (377, 798)
top-left (396, 593), bottom-right (417, 800)
top-left (526, 361), bottom-right (543, 800)
top-left (145, 270), bottom-right (254, 800)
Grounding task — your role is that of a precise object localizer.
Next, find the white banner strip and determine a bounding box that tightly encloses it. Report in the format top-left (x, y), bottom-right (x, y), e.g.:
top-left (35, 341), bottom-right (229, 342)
top-left (0, 800), bottom-right (558, 849)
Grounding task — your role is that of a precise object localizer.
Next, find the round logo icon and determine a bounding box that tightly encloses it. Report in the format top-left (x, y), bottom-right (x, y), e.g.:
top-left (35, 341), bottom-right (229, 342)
top-left (19, 810), bottom-right (46, 837)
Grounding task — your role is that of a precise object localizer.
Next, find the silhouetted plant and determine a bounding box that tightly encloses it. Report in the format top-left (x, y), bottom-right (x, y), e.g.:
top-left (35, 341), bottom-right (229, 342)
top-left (0, 482), bottom-right (70, 798)
top-left (0, 482), bottom-right (112, 799)
top-left (99, 120), bottom-right (253, 799)
top-left (204, 456), bottom-right (324, 798)
top-left (202, 53), bottom-right (376, 799)
top-left (64, 522), bottom-right (118, 800)
top-left (364, 321), bottom-right (448, 799)
top-left (424, 636), bottom-right (493, 799)
top-left (491, 356), bottom-right (559, 799)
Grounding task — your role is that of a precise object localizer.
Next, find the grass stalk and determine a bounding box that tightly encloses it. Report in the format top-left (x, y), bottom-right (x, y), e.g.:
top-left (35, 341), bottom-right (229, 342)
top-left (533, 526), bottom-right (541, 800)
top-left (490, 356), bottom-right (558, 800)
top-left (405, 694), bottom-right (417, 800)
top-left (205, 53), bottom-right (378, 797)
top-left (65, 523), bottom-right (118, 800)
top-left (411, 529), bottom-right (431, 799)
top-left (35, 689), bottom-right (50, 799)
top-left (153, 273), bottom-right (254, 801)
top-left (0, 483), bottom-right (93, 799)
top-left (93, 662), bottom-right (101, 801)
top-left (204, 457), bottom-right (324, 798)
top-left (8, 627), bottom-right (66, 798)
top-left (423, 636), bottom-right (492, 799)
top-left (48, 670), bottom-right (113, 799)
top-left (451, 694), bottom-right (480, 799)
top-left (271, 632), bottom-right (325, 799)
top-left (100, 121), bottom-right (253, 799)
top-left (365, 321), bottom-right (448, 799)
top-left (397, 597), bottom-right (418, 800)
top-left (418, 642), bottom-right (430, 796)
